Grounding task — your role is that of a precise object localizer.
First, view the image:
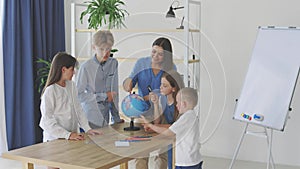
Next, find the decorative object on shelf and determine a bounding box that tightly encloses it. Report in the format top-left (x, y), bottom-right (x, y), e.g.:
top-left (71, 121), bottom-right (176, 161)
top-left (176, 16), bottom-right (185, 29)
top-left (110, 48), bottom-right (118, 57)
top-left (80, 0), bottom-right (129, 30)
top-left (166, 0), bottom-right (184, 18)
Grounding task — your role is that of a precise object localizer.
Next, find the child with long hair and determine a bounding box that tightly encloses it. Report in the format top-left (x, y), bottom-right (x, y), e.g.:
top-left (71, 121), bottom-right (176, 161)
top-left (40, 52), bottom-right (102, 141)
top-left (147, 70), bottom-right (185, 169)
top-left (39, 52), bottom-right (102, 169)
top-left (150, 70), bottom-right (185, 126)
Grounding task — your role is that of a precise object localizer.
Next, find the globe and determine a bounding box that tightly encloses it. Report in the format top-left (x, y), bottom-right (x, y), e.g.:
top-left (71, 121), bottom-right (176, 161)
top-left (121, 93), bottom-right (150, 131)
top-left (121, 93), bottom-right (149, 118)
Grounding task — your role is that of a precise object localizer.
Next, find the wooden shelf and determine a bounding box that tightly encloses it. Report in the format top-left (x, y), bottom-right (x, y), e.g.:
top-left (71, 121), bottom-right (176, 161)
top-left (188, 59), bottom-right (200, 64)
top-left (75, 28), bottom-right (200, 33)
top-left (76, 57), bottom-right (199, 64)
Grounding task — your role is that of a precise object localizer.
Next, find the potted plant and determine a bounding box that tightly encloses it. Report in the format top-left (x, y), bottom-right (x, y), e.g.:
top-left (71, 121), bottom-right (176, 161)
top-left (80, 0), bottom-right (129, 30)
top-left (36, 58), bottom-right (51, 93)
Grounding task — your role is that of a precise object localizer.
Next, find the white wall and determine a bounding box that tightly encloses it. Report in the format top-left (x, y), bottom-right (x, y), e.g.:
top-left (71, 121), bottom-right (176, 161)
top-left (200, 0), bottom-right (300, 167)
top-left (64, 0), bottom-right (300, 167)
top-left (0, 0), bottom-right (8, 154)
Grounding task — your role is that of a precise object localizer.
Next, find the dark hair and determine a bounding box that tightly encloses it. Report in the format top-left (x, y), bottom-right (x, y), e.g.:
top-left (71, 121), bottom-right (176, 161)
top-left (152, 37), bottom-right (174, 71)
top-left (42, 52), bottom-right (78, 95)
top-left (162, 70), bottom-right (185, 121)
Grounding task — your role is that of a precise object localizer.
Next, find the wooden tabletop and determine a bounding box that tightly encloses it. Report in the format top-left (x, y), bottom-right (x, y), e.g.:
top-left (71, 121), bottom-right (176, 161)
top-left (1, 123), bottom-right (173, 169)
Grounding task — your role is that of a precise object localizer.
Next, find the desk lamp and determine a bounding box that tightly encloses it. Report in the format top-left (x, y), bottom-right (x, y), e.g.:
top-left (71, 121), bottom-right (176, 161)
top-left (166, 0), bottom-right (184, 18)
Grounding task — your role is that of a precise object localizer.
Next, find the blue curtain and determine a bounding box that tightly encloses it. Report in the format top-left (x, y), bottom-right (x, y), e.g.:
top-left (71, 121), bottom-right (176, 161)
top-left (3, 0), bottom-right (65, 150)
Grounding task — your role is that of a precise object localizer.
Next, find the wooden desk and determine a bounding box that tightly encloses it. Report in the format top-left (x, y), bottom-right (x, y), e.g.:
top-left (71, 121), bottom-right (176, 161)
top-left (1, 123), bottom-right (173, 169)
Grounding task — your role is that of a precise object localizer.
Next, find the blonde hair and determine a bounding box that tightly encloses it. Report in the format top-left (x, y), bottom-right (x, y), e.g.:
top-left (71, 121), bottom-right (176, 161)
top-left (178, 87), bottom-right (198, 108)
top-left (93, 30), bottom-right (114, 46)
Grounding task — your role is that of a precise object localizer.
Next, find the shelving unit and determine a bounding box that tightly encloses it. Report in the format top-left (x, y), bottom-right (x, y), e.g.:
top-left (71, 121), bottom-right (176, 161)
top-left (183, 0), bottom-right (201, 88)
top-left (70, 0), bottom-right (201, 88)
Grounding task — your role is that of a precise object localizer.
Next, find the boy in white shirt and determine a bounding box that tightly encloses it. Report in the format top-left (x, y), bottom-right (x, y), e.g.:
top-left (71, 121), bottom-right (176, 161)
top-left (141, 87), bottom-right (202, 169)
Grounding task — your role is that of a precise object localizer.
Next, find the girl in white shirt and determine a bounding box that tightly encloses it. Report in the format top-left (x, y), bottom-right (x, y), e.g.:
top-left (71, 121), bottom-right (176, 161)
top-left (40, 52), bottom-right (102, 143)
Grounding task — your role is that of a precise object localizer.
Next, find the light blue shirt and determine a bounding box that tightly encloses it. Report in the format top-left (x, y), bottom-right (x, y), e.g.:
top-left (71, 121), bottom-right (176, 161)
top-left (129, 57), bottom-right (176, 98)
top-left (76, 56), bottom-right (119, 126)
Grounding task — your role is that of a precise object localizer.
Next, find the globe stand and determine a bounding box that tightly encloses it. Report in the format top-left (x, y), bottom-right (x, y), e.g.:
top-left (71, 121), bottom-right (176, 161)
top-left (124, 117), bottom-right (140, 131)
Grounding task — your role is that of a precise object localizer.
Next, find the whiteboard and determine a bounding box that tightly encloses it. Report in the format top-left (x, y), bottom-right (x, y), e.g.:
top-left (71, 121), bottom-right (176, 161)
top-left (233, 27), bottom-right (300, 131)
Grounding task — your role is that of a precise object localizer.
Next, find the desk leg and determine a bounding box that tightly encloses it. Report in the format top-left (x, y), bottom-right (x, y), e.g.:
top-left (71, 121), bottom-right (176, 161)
top-left (120, 162), bottom-right (128, 169)
top-left (23, 162), bottom-right (34, 169)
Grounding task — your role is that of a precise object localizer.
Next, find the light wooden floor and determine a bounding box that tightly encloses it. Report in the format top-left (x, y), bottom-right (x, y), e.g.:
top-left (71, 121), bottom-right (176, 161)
top-left (1, 156), bottom-right (300, 169)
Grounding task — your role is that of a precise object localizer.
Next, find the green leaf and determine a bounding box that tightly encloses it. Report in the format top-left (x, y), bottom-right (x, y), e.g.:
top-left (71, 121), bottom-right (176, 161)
top-left (35, 57), bottom-right (52, 93)
top-left (80, 0), bottom-right (128, 30)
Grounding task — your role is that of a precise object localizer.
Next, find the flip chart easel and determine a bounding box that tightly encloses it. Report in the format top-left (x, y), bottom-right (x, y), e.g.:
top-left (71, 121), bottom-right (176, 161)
top-left (229, 123), bottom-right (276, 169)
top-left (230, 26), bottom-right (300, 169)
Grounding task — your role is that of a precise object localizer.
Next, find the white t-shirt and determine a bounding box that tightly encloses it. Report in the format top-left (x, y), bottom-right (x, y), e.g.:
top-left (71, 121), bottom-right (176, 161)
top-left (169, 109), bottom-right (202, 166)
top-left (40, 81), bottom-right (91, 142)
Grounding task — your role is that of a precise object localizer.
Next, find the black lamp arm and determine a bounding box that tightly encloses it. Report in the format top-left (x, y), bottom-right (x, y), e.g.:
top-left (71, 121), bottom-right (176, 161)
top-left (173, 6), bottom-right (184, 10)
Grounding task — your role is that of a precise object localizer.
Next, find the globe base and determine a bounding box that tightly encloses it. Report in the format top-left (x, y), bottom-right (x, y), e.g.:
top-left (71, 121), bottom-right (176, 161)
top-left (124, 118), bottom-right (140, 131)
top-left (124, 126), bottom-right (140, 131)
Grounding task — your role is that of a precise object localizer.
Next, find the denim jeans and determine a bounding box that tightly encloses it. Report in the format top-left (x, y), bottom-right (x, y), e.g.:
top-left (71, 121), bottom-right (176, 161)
top-left (168, 145), bottom-right (173, 169)
top-left (175, 161), bottom-right (203, 169)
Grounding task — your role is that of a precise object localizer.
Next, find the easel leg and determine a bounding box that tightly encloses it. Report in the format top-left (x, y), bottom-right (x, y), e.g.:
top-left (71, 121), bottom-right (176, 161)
top-left (266, 129), bottom-right (275, 169)
top-left (229, 123), bottom-right (248, 169)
